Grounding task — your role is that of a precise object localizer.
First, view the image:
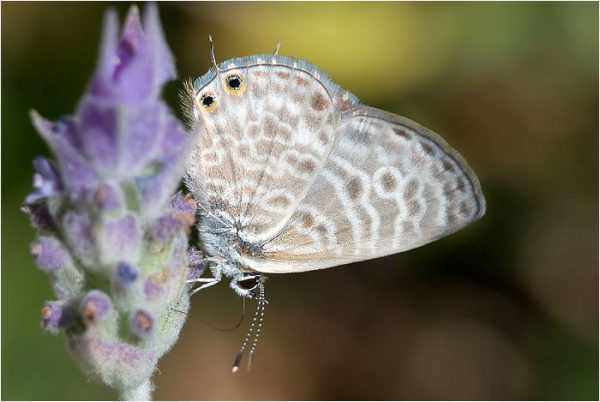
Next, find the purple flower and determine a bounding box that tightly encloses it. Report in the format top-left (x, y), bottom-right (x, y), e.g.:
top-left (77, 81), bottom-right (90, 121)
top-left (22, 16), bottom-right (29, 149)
top-left (187, 248), bottom-right (206, 282)
top-left (81, 290), bottom-right (113, 325)
top-left (151, 192), bottom-right (197, 241)
top-left (30, 236), bottom-right (71, 272)
top-left (93, 183), bottom-right (122, 211)
top-left (26, 5), bottom-right (192, 216)
top-left (41, 301), bottom-right (76, 334)
top-left (98, 214), bottom-right (141, 265)
top-left (116, 262), bottom-right (139, 285)
top-left (61, 211), bottom-right (97, 267)
top-left (25, 157), bottom-right (63, 205)
top-left (23, 5), bottom-right (196, 400)
top-left (29, 112), bottom-right (98, 201)
top-left (130, 310), bottom-right (155, 339)
top-left (68, 332), bottom-right (157, 396)
top-left (90, 5), bottom-right (175, 105)
top-left (21, 202), bottom-right (56, 231)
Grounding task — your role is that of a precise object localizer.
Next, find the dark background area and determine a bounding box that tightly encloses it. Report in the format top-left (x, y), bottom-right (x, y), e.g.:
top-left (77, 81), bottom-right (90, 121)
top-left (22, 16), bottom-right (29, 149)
top-left (2, 2), bottom-right (598, 400)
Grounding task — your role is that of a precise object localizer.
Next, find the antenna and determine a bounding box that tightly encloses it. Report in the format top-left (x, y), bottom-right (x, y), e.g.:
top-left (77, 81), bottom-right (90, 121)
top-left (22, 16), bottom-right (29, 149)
top-left (208, 35), bottom-right (218, 70)
top-left (232, 280), bottom-right (266, 373)
top-left (273, 42), bottom-right (281, 55)
top-left (246, 281), bottom-right (266, 371)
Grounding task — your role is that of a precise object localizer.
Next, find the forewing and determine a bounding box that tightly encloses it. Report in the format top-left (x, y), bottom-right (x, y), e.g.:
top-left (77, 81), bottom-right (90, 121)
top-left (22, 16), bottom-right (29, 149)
top-left (246, 106), bottom-right (486, 273)
top-left (184, 56), bottom-right (344, 241)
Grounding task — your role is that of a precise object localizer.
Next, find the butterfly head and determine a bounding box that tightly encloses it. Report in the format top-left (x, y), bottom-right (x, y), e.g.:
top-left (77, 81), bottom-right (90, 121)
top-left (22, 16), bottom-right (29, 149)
top-left (230, 273), bottom-right (264, 299)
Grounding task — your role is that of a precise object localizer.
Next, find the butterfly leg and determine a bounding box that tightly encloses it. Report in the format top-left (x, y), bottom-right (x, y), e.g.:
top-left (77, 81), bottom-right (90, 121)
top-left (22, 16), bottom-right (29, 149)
top-left (189, 270), bottom-right (222, 295)
top-left (190, 279), bottom-right (220, 295)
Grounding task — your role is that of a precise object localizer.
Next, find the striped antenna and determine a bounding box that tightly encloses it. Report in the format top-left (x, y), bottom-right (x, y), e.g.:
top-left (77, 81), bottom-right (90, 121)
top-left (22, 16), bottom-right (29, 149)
top-left (246, 281), bottom-right (266, 371)
top-left (232, 280), bottom-right (266, 373)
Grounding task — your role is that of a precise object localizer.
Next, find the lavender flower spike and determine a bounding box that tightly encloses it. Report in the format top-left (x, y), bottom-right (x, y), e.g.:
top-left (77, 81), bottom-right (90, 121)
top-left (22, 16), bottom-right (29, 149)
top-left (23, 5), bottom-right (200, 400)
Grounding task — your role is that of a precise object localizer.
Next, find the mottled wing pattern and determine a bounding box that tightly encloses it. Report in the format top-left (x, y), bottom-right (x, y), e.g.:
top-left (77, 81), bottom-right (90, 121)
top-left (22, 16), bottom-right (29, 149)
top-left (185, 56), bottom-right (350, 242)
top-left (245, 106), bottom-right (486, 273)
top-left (185, 54), bottom-right (485, 274)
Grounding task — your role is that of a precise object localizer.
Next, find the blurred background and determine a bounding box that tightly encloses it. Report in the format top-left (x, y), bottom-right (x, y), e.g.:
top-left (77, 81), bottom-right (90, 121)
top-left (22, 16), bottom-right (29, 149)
top-left (2, 2), bottom-right (598, 400)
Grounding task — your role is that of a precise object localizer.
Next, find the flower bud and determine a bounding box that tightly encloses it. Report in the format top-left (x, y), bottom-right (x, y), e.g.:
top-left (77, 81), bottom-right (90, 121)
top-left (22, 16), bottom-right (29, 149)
top-left (130, 310), bottom-right (154, 339)
top-left (81, 291), bottom-right (112, 326)
top-left (41, 301), bottom-right (76, 333)
top-left (94, 183), bottom-right (122, 212)
top-left (187, 248), bottom-right (206, 281)
top-left (30, 236), bottom-right (71, 272)
top-left (116, 262), bottom-right (139, 285)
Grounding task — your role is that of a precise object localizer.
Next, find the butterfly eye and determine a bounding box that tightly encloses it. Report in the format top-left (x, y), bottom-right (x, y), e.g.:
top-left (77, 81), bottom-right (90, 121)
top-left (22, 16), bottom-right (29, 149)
top-left (198, 92), bottom-right (217, 112)
top-left (224, 74), bottom-right (245, 95)
top-left (236, 276), bottom-right (258, 291)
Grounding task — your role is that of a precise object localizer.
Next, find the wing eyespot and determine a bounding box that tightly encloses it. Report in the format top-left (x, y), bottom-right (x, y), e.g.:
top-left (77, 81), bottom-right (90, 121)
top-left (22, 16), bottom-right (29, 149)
top-left (224, 73), bottom-right (246, 96)
top-left (197, 91), bottom-right (217, 112)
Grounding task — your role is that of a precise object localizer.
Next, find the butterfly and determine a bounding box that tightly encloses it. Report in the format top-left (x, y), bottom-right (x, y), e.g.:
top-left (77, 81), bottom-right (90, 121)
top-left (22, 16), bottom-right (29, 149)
top-left (182, 39), bottom-right (485, 372)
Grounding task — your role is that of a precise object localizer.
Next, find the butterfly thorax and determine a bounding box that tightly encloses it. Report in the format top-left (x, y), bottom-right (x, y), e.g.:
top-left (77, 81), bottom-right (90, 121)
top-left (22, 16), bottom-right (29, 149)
top-left (197, 213), bottom-right (265, 297)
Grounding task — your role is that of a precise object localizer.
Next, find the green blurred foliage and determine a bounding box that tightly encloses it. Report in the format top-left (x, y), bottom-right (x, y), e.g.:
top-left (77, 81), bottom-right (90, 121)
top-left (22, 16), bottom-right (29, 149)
top-left (2, 2), bottom-right (598, 400)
